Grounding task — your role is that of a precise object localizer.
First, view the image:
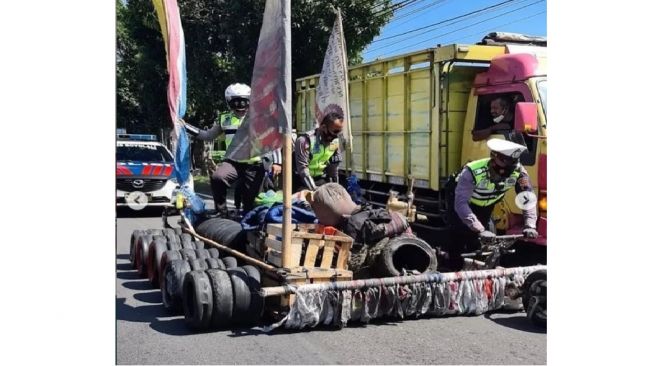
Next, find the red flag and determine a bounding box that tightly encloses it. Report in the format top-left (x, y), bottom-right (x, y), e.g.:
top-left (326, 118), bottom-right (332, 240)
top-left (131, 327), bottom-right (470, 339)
top-left (225, 0), bottom-right (291, 161)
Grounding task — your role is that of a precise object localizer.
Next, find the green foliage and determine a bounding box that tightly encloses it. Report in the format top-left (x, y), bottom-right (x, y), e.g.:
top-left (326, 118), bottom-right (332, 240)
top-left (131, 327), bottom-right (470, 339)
top-left (116, 0), bottom-right (392, 133)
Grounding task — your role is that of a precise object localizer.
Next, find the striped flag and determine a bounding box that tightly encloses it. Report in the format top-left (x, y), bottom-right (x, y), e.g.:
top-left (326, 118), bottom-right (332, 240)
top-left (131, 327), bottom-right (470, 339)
top-left (314, 9), bottom-right (352, 153)
top-left (152, 0), bottom-right (190, 185)
top-left (225, 0), bottom-right (292, 161)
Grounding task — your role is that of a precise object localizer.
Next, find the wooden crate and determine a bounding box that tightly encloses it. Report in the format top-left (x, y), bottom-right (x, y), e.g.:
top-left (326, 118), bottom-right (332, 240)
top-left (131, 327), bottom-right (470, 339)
top-left (263, 223), bottom-right (353, 270)
top-left (260, 223), bottom-right (354, 308)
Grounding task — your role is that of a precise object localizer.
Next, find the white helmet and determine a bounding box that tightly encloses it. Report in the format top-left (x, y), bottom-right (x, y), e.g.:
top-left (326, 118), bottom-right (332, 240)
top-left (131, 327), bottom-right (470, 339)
top-left (224, 83), bottom-right (251, 102)
top-left (487, 138), bottom-right (527, 159)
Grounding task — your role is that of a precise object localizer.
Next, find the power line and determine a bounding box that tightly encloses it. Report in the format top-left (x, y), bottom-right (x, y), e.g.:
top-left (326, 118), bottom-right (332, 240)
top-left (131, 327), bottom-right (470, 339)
top-left (443, 10), bottom-right (546, 44)
top-left (366, 0), bottom-right (543, 54)
top-left (371, 0), bottom-right (422, 18)
top-left (372, 2), bottom-right (545, 56)
top-left (371, 0), bottom-right (535, 52)
top-left (370, 0), bottom-right (516, 44)
top-left (383, 0), bottom-right (451, 30)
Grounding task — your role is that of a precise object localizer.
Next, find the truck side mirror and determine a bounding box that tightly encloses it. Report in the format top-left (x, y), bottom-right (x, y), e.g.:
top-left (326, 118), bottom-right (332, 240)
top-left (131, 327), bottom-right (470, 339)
top-left (514, 102), bottom-right (538, 133)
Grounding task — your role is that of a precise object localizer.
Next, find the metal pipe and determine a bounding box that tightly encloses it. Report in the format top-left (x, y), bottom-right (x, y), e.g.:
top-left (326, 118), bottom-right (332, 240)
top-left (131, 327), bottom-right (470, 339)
top-left (260, 265), bottom-right (546, 297)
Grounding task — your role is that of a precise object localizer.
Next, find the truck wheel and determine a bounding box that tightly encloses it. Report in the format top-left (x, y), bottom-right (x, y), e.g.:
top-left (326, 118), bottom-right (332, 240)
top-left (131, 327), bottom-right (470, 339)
top-left (195, 249), bottom-right (210, 261)
top-left (522, 270), bottom-right (547, 327)
top-left (159, 250), bottom-right (182, 289)
top-left (221, 256), bottom-right (237, 269)
top-left (148, 237), bottom-right (168, 286)
top-left (129, 230), bottom-right (145, 266)
top-left (241, 265), bottom-right (264, 321)
top-left (207, 248), bottom-right (220, 259)
top-left (183, 270), bottom-right (213, 330)
top-left (137, 234), bottom-right (153, 277)
top-left (180, 248), bottom-right (197, 261)
top-left (193, 241), bottom-right (205, 250)
top-left (373, 235), bottom-right (438, 277)
top-left (163, 259), bottom-right (191, 312)
top-left (196, 218), bottom-right (246, 252)
top-left (228, 268), bottom-right (251, 324)
top-left (188, 258), bottom-right (208, 271)
top-left (204, 257), bottom-right (221, 269)
top-left (206, 269), bottom-right (233, 328)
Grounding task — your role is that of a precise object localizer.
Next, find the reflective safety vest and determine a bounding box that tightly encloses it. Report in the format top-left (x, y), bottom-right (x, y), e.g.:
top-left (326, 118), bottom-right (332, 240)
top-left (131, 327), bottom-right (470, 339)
top-left (306, 133), bottom-right (339, 177)
top-left (457, 158), bottom-right (520, 207)
top-left (219, 112), bottom-right (261, 164)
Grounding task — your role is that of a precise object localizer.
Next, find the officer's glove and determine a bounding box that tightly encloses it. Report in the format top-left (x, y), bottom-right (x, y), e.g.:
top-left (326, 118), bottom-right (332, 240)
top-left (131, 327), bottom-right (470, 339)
top-left (523, 227), bottom-right (539, 239)
top-left (479, 230), bottom-right (496, 242)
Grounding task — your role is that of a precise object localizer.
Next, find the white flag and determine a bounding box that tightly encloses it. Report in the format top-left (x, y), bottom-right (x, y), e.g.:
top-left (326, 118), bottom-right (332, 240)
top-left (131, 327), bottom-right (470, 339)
top-left (225, 0), bottom-right (291, 161)
top-left (314, 9), bottom-right (352, 152)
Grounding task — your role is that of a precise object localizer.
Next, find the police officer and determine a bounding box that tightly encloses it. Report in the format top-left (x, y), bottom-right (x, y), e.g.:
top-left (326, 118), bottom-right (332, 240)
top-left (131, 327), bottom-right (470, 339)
top-left (185, 83), bottom-right (281, 216)
top-left (447, 138), bottom-right (538, 270)
top-left (293, 112), bottom-right (344, 191)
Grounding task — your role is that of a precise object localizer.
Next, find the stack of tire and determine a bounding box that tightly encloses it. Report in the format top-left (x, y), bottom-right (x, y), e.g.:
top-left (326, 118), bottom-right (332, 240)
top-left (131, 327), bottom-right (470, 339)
top-left (127, 218), bottom-right (264, 330)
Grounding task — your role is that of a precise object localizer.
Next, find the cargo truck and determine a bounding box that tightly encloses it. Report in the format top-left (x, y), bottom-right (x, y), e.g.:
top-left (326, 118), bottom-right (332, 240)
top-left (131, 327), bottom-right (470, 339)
top-left (294, 34), bottom-right (547, 262)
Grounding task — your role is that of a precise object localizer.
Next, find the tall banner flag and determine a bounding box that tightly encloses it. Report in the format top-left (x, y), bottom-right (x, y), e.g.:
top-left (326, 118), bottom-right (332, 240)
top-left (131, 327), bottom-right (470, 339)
top-left (314, 9), bottom-right (352, 153)
top-left (225, 0), bottom-right (292, 161)
top-left (152, 0), bottom-right (190, 185)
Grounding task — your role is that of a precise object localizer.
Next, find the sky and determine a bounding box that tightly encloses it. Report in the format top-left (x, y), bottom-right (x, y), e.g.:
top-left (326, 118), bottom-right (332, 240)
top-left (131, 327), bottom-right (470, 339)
top-left (362, 0), bottom-right (547, 62)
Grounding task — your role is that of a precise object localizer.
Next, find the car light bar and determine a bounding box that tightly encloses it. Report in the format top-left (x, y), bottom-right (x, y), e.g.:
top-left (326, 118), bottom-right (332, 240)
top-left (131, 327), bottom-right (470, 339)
top-left (117, 134), bottom-right (157, 141)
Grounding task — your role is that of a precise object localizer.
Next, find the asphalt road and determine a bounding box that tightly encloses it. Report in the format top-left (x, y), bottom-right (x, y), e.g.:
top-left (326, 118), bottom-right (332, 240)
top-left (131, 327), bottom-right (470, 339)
top-left (116, 202), bottom-right (546, 365)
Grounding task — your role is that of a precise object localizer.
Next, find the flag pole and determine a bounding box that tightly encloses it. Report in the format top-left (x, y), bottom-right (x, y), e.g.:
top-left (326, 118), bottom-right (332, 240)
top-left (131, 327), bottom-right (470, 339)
top-left (281, 132), bottom-right (293, 266)
top-left (281, 0), bottom-right (293, 267)
top-left (337, 8), bottom-right (354, 174)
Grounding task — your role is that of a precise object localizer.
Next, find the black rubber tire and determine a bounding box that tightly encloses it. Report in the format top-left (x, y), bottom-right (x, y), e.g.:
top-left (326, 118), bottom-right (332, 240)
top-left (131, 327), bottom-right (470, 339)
top-left (241, 265), bottom-right (264, 322)
top-left (227, 268), bottom-right (251, 324)
top-left (137, 234), bottom-right (153, 277)
top-left (180, 240), bottom-right (194, 250)
top-left (180, 248), bottom-right (198, 261)
top-left (221, 256), bottom-right (238, 269)
top-left (207, 248), bottom-right (220, 259)
top-left (163, 259), bottom-right (191, 312)
top-left (159, 250), bottom-right (183, 289)
top-left (180, 233), bottom-right (192, 244)
top-left (373, 235), bottom-right (438, 277)
top-left (188, 258), bottom-right (208, 271)
top-left (183, 270), bottom-right (214, 330)
top-left (241, 265), bottom-right (261, 283)
top-left (195, 249), bottom-right (210, 261)
top-left (204, 257), bottom-right (221, 269)
top-left (174, 227), bottom-right (183, 236)
top-left (206, 269), bottom-right (234, 328)
top-left (147, 228), bottom-right (163, 236)
top-left (129, 230), bottom-right (145, 267)
top-left (164, 229), bottom-right (180, 247)
top-left (522, 270), bottom-right (547, 327)
top-left (148, 237), bottom-right (168, 286)
top-left (196, 218), bottom-right (247, 252)
top-left (163, 228), bottom-right (176, 238)
top-left (193, 241), bottom-right (205, 250)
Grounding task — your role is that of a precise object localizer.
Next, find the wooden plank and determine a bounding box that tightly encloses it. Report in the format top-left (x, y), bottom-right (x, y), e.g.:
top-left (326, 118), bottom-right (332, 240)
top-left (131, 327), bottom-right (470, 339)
top-left (295, 223), bottom-right (316, 232)
top-left (288, 237), bottom-right (304, 268)
top-left (336, 239), bottom-right (353, 270)
top-left (266, 223), bottom-right (292, 238)
top-left (291, 231), bottom-right (352, 242)
top-left (303, 239), bottom-right (322, 267)
top-left (265, 237), bottom-right (283, 252)
top-left (320, 240), bottom-right (335, 269)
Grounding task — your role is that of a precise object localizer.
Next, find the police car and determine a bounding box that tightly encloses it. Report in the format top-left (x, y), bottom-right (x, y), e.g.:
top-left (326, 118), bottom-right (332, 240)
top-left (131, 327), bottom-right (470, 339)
top-left (116, 134), bottom-right (180, 208)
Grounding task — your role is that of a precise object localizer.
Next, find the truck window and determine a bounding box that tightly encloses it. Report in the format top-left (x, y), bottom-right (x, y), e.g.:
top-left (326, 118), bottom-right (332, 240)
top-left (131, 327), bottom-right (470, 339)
top-left (474, 93), bottom-right (537, 166)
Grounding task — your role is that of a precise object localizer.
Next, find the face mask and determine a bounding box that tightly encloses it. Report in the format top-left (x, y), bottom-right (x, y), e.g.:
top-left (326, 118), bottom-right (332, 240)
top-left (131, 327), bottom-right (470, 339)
top-left (493, 114), bottom-right (505, 123)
